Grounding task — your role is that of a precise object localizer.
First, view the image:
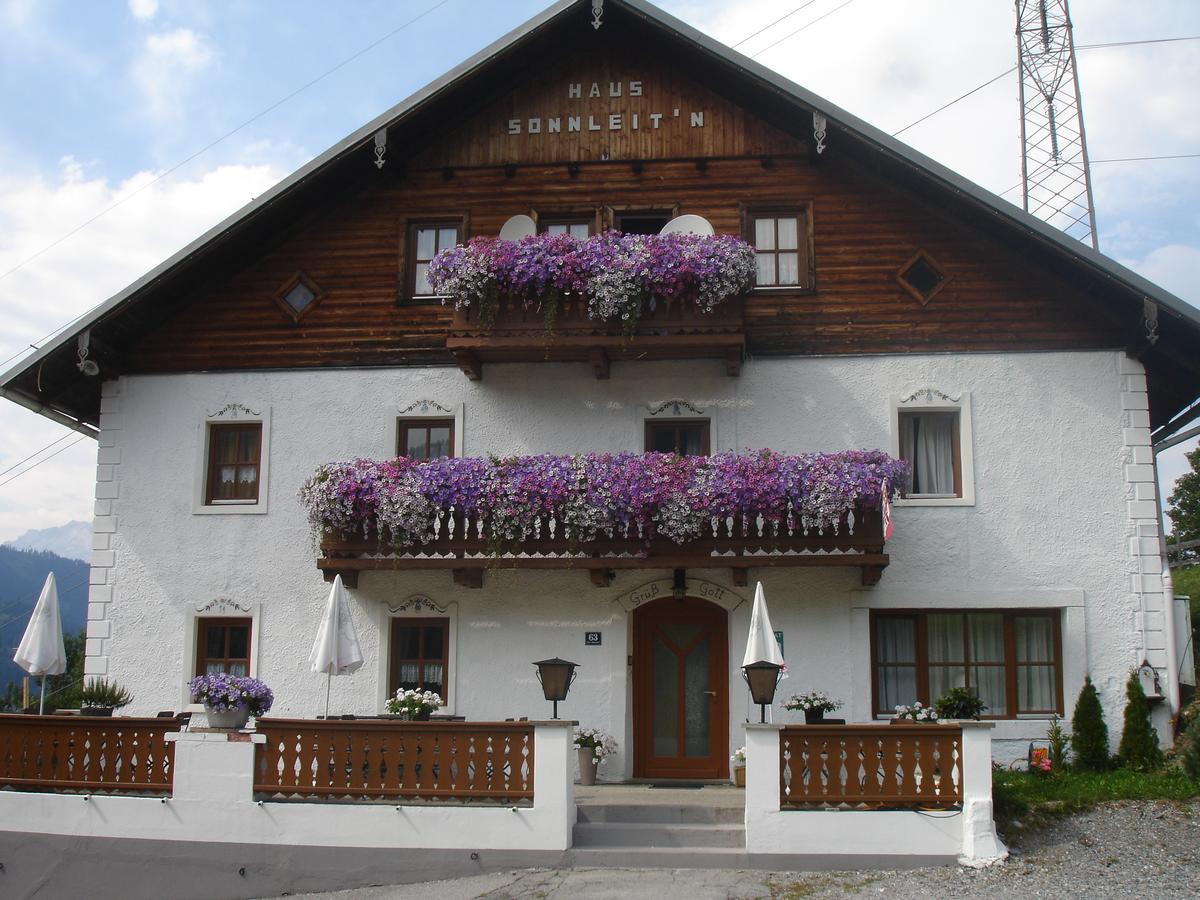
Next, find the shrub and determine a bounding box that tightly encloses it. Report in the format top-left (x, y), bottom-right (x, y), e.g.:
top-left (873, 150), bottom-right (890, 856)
top-left (79, 678), bottom-right (132, 710)
top-left (1178, 720), bottom-right (1200, 780)
top-left (1070, 676), bottom-right (1110, 771)
top-left (1117, 670), bottom-right (1163, 771)
top-left (1047, 714), bottom-right (1068, 770)
top-left (934, 686), bottom-right (987, 720)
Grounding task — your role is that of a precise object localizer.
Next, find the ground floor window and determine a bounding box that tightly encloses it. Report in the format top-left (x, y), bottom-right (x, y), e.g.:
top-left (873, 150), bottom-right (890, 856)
top-left (196, 617), bottom-right (252, 676)
top-left (871, 609), bottom-right (1062, 717)
top-left (388, 617), bottom-right (449, 698)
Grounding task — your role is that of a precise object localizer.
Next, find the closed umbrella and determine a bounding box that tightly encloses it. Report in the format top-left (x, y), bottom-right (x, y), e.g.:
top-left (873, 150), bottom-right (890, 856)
top-left (14, 573), bottom-right (67, 714)
top-left (742, 581), bottom-right (786, 720)
top-left (309, 574), bottom-right (364, 718)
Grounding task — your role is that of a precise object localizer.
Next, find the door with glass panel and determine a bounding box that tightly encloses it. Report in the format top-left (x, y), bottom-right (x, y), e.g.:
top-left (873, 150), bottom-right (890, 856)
top-left (633, 597), bottom-right (729, 779)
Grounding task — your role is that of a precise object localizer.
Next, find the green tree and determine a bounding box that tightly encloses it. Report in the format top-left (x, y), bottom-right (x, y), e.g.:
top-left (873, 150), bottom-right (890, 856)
top-left (1117, 670), bottom-right (1164, 771)
top-left (3, 629), bottom-right (86, 711)
top-left (1167, 446), bottom-right (1200, 560)
top-left (1070, 676), bottom-right (1110, 771)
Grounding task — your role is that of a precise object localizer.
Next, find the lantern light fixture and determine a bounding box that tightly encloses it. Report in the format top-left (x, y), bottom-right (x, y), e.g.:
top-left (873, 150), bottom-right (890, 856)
top-left (741, 660), bottom-right (783, 723)
top-left (533, 657), bottom-right (579, 719)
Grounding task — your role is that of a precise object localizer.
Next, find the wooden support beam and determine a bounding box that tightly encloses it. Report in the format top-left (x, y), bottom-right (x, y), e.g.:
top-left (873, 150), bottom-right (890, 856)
top-left (589, 569), bottom-right (615, 587)
top-left (453, 351), bottom-right (482, 381)
top-left (861, 565), bottom-right (884, 587)
top-left (453, 568), bottom-right (484, 589)
top-left (725, 347), bottom-right (743, 377)
top-left (590, 348), bottom-right (610, 379)
top-left (732, 569), bottom-right (748, 587)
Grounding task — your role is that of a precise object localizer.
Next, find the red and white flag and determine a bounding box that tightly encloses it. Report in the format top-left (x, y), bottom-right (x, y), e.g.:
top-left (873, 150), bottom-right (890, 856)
top-left (882, 480), bottom-right (894, 542)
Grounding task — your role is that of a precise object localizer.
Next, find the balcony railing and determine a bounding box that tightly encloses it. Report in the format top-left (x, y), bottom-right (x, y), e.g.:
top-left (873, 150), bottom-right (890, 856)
top-left (779, 723), bottom-right (963, 809)
top-left (0, 714), bottom-right (180, 795)
top-left (445, 293), bottom-right (746, 379)
top-left (318, 506), bottom-right (888, 589)
top-left (254, 718), bottom-right (535, 804)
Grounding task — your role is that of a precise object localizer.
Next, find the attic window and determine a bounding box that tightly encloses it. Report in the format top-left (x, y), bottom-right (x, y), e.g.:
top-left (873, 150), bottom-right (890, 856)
top-left (275, 272), bottom-right (324, 323)
top-left (897, 252), bottom-right (948, 306)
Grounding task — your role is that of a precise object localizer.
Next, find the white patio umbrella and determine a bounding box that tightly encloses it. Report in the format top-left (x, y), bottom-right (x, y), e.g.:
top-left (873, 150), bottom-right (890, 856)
top-left (14, 573), bottom-right (67, 715)
top-left (741, 581), bottom-right (786, 720)
top-left (309, 574), bottom-right (364, 718)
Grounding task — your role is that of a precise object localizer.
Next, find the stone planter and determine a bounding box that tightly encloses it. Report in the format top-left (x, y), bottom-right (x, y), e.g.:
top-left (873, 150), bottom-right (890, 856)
top-left (577, 746), bottom-right (599, 785)
top-left (205, 704), bottom-right (250, 730)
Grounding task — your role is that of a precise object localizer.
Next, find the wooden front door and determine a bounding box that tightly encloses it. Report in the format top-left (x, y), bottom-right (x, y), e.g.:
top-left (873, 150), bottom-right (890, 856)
top-left (633, 597), bottom-right (729, 779)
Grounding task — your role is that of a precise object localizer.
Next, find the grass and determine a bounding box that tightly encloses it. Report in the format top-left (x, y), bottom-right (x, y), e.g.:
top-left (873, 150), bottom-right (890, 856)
top-left (992, 768), bottom-right (1200, 840)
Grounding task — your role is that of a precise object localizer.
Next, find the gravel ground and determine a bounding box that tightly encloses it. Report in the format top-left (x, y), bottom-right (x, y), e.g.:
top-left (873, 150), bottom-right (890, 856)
top-left (283, 800), bottom-right (1200, 899)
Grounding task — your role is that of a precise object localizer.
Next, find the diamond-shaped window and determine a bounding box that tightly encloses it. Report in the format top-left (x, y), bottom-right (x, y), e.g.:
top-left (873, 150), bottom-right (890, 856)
top-left (274, 272), bottom-right (324, 323)
top-left (897, 251), bottom-right (948, 306)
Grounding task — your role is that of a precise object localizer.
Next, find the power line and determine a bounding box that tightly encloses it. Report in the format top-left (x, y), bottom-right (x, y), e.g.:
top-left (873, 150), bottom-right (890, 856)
top-left (1077, 35), bottom-right (1200, 50)
top-left (0, 435), bottom-right (88, 490)
top-left (0, 0), bottom-right (455, 291)
top-left (732, 0), bottom-right (822, 49)
top-left (892, 68), bottom-right (1016, 136)
top-left (751, 0), bottom-right (859, 58)
top-left (1091, 153), bottom-right (1200, 163)
top-left (0, 432), bottom-right (76, 479)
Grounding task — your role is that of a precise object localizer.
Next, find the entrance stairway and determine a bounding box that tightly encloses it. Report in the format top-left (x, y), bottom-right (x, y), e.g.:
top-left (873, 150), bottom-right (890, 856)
top-left (567, 788), bottom-right (748, 869)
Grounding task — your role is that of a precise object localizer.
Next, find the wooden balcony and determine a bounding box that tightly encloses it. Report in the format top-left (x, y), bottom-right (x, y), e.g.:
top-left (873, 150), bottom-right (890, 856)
top-left (317, 507), bottom-right (888, 589)
top-left (444, 293), bottom-right (746, 380)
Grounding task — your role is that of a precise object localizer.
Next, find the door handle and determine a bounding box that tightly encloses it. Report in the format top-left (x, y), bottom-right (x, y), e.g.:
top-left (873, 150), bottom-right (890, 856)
top-left (704, 691), bottom-right (717, 697)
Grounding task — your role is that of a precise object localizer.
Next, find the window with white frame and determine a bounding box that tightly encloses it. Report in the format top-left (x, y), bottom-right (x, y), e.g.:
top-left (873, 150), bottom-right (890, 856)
top-left (892, 390), bottom-right (974, 506)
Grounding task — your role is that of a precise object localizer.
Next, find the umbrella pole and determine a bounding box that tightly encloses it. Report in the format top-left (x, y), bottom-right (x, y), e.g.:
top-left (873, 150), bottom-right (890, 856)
top-left (39, 676), bottom-right (46, 715)
top-left (324, 671), bottom-right (332, 719)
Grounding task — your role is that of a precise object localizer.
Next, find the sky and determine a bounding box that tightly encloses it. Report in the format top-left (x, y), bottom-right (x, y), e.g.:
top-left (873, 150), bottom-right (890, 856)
top-left (0, 0), bottom-right (1197, 543)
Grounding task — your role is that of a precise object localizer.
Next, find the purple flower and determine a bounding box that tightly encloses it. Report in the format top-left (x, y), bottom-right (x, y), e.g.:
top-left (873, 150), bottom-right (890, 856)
top-left (189, 673), bottom-right (274, 716)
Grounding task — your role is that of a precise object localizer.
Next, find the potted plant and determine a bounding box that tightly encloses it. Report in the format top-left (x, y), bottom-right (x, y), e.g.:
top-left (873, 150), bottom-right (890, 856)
top-left (730, 746), bottom-right (747, 787)
top-left (384, 688), bottom-right (442, 720)
top-left (188, 673), bottom-right (274, 730)
top-left (891, 701), bottom-right (940, 723)
top-left (79, 678), bottom-right (133, 717)
top-left (933, 686), bottom-right (988, 721)
top-left (784, 690), bottom-right (843, 724)
top-left (574, 727), bottom-right (617, 786)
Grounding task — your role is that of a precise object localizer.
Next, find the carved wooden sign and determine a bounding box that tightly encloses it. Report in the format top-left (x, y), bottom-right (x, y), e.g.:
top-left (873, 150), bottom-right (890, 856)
top-left (505, 80), bottom-right (705, 137)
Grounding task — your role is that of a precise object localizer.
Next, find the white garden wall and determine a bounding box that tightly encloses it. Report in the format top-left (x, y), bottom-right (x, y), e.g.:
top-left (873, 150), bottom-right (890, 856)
top-left (86, 350), bottom-right (1162, 768)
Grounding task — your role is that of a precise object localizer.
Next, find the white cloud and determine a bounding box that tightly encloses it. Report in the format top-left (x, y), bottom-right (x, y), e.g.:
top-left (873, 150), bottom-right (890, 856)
top-left (128, 0), bottom-right (158, 21)
top-left (0, 158), bottom-right (286, 542)
top-left (1123, 244), bottom-right (1200, 308)
top-left (130, 28), bottom-right (215, 121)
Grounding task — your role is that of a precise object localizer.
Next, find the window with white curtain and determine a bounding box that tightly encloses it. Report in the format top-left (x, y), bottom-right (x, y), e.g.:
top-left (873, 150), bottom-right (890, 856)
top-left (899, 410), bottom-right (960, 497)
top-left (872, 610), bottom-right (1062, 717)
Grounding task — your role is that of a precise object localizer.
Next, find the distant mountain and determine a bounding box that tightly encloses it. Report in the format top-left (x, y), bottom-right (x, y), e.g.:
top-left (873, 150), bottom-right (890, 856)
top-left (4, 520), bottom-right (92, 562)
top-left (0, 546), bottom-right (89, 693)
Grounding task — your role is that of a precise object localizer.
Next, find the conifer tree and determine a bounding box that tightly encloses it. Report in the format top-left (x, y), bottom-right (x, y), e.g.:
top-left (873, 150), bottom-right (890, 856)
top-left (1117, 670), bottom-right (1163, 771)
top-left (1069, 676), bottom-right (1110, 771)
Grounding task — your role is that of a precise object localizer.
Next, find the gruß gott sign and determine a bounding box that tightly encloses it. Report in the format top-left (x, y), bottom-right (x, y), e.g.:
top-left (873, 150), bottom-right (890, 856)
top-left (506, 80), bottom-right (706, 136)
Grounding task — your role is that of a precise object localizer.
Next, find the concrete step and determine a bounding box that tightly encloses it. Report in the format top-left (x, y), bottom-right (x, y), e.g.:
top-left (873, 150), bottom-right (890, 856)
top-left (563, 846), bottom-right (958, 871)
top-left (576, 803), bottom-right (743, 825)
top-left (572, 821), bottom-right (745, 849)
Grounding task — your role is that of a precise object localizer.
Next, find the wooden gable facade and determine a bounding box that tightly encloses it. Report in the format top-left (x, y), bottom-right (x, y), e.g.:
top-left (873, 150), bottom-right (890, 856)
top-left (4, 0), bottom-right (1199, 436)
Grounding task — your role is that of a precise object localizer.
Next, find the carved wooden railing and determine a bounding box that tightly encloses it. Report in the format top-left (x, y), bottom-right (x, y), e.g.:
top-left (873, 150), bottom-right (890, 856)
top-left (446, 294), bottom-right (746, 378)
top-left (0, 714), bottom-right (180, 794)
top-left (254, 719), bottom-right (534, 804)
top-left (318, 507), bottom-right (888, 589)
top-left (780, 724), bottom-right (963, 809)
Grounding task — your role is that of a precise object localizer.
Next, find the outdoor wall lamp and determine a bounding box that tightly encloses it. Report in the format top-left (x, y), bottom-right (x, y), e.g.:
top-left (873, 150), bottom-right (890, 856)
top-left (741, 660), bottom-right (783, 723)
top-left (1137, 658), bottom-right (1164, 702)
top-left (533, 657), bottom-right (579, 719)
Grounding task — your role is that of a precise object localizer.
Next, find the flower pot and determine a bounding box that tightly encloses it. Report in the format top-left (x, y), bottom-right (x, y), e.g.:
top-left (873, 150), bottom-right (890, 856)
top-left (577, 747), bottom-right (599, 786)
top-left (804, 708), bottom-right (825, 724)
top-left (206, 704), bottom-right (250, 730)
top-left (79, 706), bottom-right (115, 717)
top-left (733, 765), bottom-right (746, 787)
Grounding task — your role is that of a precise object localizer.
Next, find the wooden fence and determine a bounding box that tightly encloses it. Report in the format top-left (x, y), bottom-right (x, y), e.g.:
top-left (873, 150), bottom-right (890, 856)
top-left (0, 714), bottom-right (180, 794)
top-left (780, 724), bottom-right (963, 809)
top-left (254, 719), bottom-right (535, 803)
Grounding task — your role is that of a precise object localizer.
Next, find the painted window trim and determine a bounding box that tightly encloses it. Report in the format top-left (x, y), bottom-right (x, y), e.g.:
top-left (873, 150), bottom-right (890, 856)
top-left (868, 608), bottom-right (1065, 720)
top-left (891, 390), bottom-right (975, 507)
top-left (193, 407), bottom-right (271, 515)
top-left (377, 600), bottom-right (458, 715)
top-left (273, 270), bottom-right (325, 324)
top-left (396, 402), bottom-right (465, 458)
top-left (180, 602), bottom-right (262, 711)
